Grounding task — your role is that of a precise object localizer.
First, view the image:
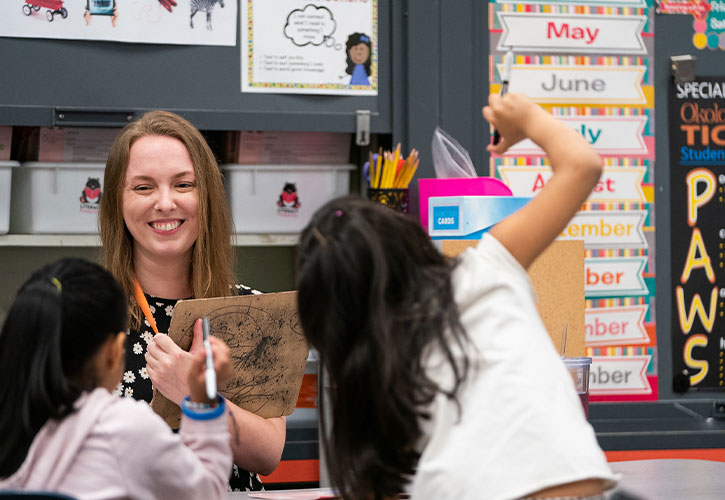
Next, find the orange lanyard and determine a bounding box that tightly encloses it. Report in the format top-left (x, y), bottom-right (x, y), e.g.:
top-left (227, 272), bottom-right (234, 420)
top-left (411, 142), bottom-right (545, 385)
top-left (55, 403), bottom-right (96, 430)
top-left (133, 277), bottom-right (159, 335)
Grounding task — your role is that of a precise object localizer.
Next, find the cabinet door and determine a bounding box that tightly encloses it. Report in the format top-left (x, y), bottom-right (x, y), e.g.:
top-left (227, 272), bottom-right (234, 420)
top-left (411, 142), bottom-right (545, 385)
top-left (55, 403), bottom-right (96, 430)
top-left (0, 0), bottom-right (393, 133)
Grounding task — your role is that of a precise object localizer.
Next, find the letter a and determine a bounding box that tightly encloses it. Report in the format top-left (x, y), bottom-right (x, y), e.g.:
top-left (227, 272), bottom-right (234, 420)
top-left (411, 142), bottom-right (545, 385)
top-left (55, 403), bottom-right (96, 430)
top-left (532, 173), bottom-right (546, 192)
top-left (681, 228), bottom-right (715, 283)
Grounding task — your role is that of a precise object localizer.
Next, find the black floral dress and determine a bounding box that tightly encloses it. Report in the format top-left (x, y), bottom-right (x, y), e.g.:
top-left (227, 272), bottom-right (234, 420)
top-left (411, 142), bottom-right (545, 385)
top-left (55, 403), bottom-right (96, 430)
top-left (117, 284), bottom-right (265, 492)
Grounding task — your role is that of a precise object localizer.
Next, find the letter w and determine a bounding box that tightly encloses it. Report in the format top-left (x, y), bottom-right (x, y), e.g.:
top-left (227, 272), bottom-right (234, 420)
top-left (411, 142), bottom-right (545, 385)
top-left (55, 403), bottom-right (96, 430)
top-left (676, 286), bottom-right (718, 334)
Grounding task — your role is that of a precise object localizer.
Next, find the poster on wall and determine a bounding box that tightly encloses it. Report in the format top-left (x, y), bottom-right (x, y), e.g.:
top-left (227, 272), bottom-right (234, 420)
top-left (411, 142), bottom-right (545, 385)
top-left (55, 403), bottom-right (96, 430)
top-left (0, 0), bottom-right (237, 46)
top-left (241, 0), bottom-right (377, 95)
top-left (489, 0), bottom-right (658, 402)
top-left (670, 77), bottom-right (725, 391)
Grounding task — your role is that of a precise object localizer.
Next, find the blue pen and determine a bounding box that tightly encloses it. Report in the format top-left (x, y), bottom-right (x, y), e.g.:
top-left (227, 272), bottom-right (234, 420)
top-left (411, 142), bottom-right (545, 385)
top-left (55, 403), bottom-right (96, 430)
top-left (202, 317), bottom-right (217, 401)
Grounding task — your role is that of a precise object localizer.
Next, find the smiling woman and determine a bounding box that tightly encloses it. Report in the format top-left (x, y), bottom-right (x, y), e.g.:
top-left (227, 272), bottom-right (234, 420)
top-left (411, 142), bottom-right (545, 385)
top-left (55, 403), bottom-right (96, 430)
top-left (122, 135), bottom-right (199, 272)
top-left (98, 110), bottom-right (286, 492)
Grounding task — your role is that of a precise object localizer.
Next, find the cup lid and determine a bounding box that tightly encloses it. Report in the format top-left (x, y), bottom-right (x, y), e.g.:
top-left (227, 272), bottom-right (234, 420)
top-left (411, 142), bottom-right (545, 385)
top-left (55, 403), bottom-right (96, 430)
top-left (561, 356), bottom-right (592, 367)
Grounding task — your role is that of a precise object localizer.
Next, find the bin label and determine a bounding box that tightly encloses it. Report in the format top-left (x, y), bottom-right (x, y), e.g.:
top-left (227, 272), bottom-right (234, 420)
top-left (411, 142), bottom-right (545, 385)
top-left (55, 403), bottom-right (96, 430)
top-left (432, 205), bottom-right (460, 231)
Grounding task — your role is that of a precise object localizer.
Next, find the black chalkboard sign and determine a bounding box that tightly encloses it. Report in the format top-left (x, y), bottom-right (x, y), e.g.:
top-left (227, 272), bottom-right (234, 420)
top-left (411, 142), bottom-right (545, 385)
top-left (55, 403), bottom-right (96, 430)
top-left (669, 77), bottom-right (725, 391)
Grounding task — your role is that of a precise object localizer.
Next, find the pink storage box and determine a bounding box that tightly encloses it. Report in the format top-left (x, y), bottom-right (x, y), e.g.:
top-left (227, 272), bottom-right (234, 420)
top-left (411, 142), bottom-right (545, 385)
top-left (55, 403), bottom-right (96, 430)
top-left (418, 177), bottom-right (512, 233)
top-left (0, 127), bottom-right (11, 161)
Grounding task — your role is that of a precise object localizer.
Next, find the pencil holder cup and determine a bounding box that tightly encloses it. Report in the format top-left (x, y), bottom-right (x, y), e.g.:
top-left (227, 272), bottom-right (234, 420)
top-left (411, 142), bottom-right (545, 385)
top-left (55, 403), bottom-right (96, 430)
top-left (368, 188), bottom-right (410, 213)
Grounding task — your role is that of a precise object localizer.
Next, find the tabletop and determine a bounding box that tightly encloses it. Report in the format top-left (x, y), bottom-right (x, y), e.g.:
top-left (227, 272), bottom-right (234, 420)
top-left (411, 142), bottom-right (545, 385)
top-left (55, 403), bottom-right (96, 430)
top-left (610, 459), bottom-right (725, 500)
top-left (227, 459), bottom-right (725, 499)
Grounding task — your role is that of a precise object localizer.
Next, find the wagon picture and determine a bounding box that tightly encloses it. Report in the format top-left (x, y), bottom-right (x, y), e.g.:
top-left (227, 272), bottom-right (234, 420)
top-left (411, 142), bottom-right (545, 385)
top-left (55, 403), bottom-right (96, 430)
top-left (22, 0), bottom-right (68, 22)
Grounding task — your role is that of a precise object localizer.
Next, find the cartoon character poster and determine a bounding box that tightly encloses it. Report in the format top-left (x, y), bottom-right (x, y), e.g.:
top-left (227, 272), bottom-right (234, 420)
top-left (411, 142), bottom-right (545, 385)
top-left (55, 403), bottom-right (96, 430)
top-left (0, 0), bottom-right (237, 46)
top-left (242, 0), bottom-right (377, 95)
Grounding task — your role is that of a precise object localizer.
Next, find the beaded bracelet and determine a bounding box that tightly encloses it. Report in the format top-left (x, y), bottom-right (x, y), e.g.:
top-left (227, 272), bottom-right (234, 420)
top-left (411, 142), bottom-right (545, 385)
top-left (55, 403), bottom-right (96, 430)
top-left (181, 395), bottom-right (226, 421)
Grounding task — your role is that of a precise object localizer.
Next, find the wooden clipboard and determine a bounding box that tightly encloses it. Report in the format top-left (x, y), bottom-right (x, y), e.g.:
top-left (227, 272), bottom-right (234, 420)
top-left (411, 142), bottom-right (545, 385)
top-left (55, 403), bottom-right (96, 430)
top-left (150, 291), bottom-right (308, 428)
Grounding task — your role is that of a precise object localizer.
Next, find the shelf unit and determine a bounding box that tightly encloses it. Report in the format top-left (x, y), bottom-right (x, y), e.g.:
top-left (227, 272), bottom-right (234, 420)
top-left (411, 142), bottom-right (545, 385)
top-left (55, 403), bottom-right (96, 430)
top-left (0, 233), bottom-right (300, 247)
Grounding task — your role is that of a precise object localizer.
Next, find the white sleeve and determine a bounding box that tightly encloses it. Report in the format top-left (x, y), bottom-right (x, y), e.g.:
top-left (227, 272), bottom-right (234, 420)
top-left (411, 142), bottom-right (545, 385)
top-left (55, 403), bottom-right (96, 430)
top-left (453, 233), bottom-right (535, 307)
top-left (109, 400), bottom-right (232, 500)
top-left (473, 233), bottom-right (530, 282)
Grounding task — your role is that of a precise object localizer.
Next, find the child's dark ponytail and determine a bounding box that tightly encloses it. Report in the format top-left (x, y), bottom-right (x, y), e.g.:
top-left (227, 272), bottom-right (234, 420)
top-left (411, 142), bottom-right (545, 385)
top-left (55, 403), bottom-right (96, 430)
top-left (297, 196), bottom-right (470, 500)
top-left (0, 258), bottom-right (127, 478)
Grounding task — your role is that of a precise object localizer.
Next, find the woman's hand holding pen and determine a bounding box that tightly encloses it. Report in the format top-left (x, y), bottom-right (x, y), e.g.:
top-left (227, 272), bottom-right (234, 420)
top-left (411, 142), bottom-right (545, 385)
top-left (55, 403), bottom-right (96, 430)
top-left (146, 332), bottom-right (195, 406)
top-left (483, 93), bottom-right (546, 156)
top-left (146, 318), bottom-right (233, 405)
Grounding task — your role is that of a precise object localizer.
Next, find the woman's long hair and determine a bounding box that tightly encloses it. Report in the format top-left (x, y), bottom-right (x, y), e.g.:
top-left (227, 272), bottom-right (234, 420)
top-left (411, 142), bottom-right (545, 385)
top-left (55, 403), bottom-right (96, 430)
top-left (296, 196), bottom-right (470, 500)
top-left (0, 258), bottom-right (128, 478)
top-left (99, 110), bottom-right (235, 327)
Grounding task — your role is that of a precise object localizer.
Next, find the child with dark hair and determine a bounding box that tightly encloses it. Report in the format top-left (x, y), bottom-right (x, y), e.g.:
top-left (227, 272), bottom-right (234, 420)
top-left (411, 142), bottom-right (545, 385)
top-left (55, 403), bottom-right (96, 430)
top-left (296, 93), bottom-right (618, 500)
top-left (0, 258), bottom-right (233, 499)
top-left (345, 32), bottom-right (372, 86)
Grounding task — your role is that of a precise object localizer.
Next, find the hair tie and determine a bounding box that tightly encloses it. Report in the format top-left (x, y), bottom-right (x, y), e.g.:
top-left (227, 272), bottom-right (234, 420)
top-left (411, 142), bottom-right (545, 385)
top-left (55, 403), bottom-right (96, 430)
top-left (335, 209), bottom-right (343, 217)
top-left (360, 35), bottom-right (370, 42)
top-left (50, 277), bottom-right (62, 293)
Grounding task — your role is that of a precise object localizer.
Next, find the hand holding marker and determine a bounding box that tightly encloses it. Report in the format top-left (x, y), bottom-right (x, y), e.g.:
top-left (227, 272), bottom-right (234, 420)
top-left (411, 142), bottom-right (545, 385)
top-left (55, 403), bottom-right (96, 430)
top-left (202, 317), bottom-right (217, 401)
top-left (366, 144), bottom-right (420, 189)
top-left (492, 49), bottom-right (514, 146)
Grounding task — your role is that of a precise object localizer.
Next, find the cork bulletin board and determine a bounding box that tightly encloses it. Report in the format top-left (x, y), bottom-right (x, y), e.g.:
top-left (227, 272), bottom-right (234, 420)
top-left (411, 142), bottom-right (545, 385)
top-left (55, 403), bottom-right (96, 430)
top-left (441, 240), bottom-right (585, 357)
top-left (151, 291), bottom-right (308, 429)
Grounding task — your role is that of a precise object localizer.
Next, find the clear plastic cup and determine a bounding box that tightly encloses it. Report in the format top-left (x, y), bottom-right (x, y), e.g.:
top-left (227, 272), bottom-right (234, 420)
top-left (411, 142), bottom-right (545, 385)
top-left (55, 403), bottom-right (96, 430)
top-left (562, 357), bottom-right (592, 418)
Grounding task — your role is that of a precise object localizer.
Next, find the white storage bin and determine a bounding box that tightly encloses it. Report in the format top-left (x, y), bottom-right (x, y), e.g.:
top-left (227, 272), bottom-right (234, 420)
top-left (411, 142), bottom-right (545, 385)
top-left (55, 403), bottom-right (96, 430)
top-left (223, 164), bottom-right (356, 233)
top-left (0, 161), bottom-right (20, 234)
top-left (11, 162), bottom-right (105, 234)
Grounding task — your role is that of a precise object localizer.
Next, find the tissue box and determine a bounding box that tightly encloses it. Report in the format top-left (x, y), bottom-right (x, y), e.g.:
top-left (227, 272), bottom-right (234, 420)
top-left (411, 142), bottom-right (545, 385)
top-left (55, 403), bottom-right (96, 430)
top-left (38, 127), bottom-right (120, 163)
top-left (428, 195), bottom-right (531, 240)
top-left (418, 177), bottom-right (512, 233)
top-left (227, 131), bottom-right (351, 165)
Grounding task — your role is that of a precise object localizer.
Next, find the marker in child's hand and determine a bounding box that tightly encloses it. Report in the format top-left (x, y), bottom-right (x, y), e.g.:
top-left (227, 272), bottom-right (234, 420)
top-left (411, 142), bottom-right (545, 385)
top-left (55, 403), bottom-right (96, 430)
top-left (492, 49), bottom-right (514, 146)
top-left (202, 317), bottom-right (217, 401)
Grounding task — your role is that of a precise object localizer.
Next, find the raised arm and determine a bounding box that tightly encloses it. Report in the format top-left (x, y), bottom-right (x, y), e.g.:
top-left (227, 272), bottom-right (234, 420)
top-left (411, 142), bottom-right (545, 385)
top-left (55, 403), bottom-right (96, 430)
top-left (484, 93), bottom-right (603, 269)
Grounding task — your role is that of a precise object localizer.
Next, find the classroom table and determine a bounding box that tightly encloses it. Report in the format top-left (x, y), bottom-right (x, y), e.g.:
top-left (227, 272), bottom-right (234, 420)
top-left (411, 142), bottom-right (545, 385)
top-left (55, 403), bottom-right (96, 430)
top-left (228, 459), bottom-right (725, 499)
top-left (228, 488), bottom-right (336, 499)
top-left (609, 459), bottom-right (725, 500)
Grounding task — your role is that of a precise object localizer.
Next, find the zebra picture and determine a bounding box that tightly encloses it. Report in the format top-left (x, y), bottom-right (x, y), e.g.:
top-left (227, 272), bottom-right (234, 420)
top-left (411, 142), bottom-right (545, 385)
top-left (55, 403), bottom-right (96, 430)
top-left (190, 0), bottom-right (224, 30)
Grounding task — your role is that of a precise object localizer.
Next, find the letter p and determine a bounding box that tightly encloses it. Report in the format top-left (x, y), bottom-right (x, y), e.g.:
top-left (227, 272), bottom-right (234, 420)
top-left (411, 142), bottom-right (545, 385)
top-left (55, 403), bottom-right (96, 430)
top-left (687, 169), bottom-right (716, 226)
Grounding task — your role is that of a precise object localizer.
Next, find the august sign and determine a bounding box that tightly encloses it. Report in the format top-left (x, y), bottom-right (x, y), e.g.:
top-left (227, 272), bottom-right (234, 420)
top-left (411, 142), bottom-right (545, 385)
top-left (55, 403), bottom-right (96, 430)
top-left (670, 78), bottom-right (725, 391)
